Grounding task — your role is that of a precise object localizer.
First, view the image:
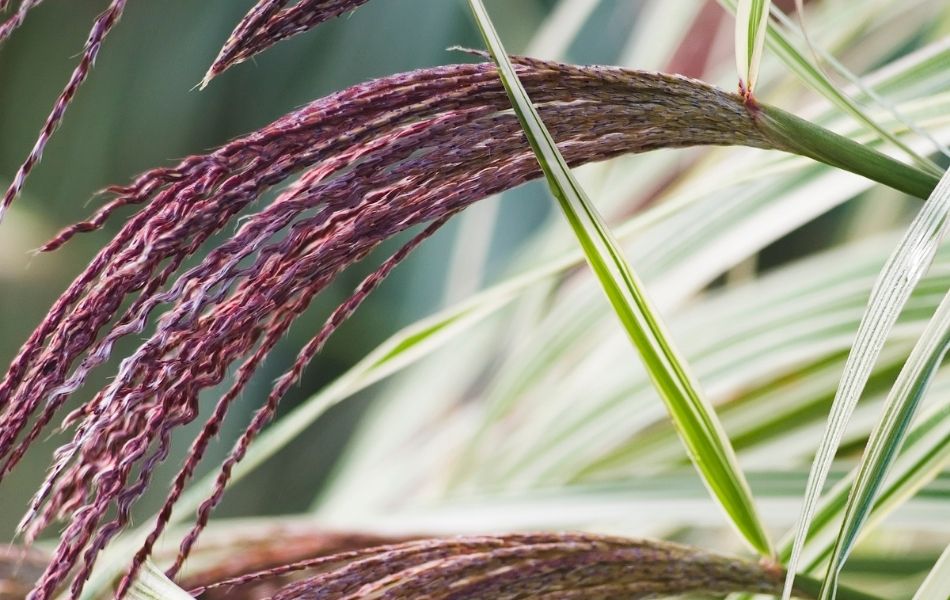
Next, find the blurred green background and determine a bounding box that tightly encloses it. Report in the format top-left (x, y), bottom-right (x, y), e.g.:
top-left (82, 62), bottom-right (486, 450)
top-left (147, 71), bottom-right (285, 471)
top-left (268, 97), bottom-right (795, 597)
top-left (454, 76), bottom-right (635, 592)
top-left (0, 0), bottom-right (652, 537)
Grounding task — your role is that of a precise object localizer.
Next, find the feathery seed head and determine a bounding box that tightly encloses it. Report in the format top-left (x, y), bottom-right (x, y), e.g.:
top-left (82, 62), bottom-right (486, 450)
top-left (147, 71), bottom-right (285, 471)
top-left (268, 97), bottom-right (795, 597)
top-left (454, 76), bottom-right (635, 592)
top-left (203, 0), bottom-right (373, 87)
top-left (0, 56), bottom-right (778, 599)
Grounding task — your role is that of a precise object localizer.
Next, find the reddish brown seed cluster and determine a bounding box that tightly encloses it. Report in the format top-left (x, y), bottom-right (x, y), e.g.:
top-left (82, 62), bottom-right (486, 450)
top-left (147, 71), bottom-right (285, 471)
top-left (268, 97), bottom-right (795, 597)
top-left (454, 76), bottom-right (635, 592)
top-left (203, 0), bottom-right (374, 87)
top-left (0, 0), bottom-right (46, 44)
top-left (3, 530), bottom-right (792, 600)
top-left (0, 56), bottom-right (777, 599)
top-left (191, 532), bottom-right (788, 599)
top-left (0, 0), bottom-right (127, 221)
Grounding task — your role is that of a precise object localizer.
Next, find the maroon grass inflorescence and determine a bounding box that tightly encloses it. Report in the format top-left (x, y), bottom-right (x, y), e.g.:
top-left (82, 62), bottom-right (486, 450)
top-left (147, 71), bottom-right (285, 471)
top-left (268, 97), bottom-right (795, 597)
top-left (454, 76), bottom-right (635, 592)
top-left (0, 0), bottom-right (45, 44)
top-left (203, 0), bottom-right (374, 87)
top-left (0, 0), bottom-right (127, 221)
top-left (189, 532), bottom-right (790, 599)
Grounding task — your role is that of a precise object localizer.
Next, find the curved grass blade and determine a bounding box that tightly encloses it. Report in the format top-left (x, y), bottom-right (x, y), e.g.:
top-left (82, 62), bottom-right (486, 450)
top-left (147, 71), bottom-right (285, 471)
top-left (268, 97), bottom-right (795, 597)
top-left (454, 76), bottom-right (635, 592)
top-left (913, 545), bottom-right (950, 600)
top-left (705, 395), bottom-right (950, 600)
top-left (467, 0), bottom-right (773, 558)
top-left (782, 162), bottom-right (950, 598)
top-left (820, 290), bottom-right (950, 599)
top-left (735, 0), bottom-right (771, 96)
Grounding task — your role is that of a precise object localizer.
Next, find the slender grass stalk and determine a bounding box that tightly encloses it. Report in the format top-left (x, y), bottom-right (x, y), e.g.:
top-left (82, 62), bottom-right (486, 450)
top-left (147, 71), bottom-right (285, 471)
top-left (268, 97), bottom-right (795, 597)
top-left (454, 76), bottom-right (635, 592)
top-left (0, 0), bottom-right (127, 221)
top-left (755, 104), bottom-right (939, 200)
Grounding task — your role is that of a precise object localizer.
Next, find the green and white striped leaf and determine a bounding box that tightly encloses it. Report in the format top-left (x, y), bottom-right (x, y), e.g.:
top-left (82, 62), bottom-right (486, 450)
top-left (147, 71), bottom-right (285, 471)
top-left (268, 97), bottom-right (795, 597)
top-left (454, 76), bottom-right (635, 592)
top-left (790, 398), bottom-right (950, 578)
top-left (913, 545), bottom-right (950, 600)
top-left (820, 290), bottom-right (950, 598)
top-left (128, 561), bottom-right (194, 600)
top-left (467, 0), bottom-right (773, 557)
top-left (783, 167), bottom-right (950, 600)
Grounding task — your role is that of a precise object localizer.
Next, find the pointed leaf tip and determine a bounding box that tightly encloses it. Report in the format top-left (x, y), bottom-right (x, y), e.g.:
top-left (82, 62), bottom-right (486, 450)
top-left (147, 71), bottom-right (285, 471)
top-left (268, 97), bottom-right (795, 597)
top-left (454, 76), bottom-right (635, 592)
top-left (735, 0), bottom-right (771, 96)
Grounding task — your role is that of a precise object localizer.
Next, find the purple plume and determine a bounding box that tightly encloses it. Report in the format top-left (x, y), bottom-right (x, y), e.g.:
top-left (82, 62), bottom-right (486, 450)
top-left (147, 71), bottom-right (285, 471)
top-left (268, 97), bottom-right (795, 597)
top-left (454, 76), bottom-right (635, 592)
top-left (0, 57), bottom-right (781, 599)
top-left (203, 0), bottom-right (373, 86)
top-left (0, 0), bottom-right (127, 221)
top-left (194, 532), bottom-right (789, 599)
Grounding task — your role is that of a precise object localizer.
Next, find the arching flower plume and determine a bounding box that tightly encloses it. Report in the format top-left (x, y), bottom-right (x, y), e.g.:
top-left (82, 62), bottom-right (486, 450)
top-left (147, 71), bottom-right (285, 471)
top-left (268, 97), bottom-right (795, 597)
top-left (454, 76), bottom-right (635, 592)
top-left (189, 532), bottom-right (791, 599)
top-left (175, 528), bottom-right (414, 599)
top-left (0, 56), bottom-right (786, 599)
top-left (204, 0), bottom-right (373, 86)
top-left (8, 531), bottom-right (797, 599)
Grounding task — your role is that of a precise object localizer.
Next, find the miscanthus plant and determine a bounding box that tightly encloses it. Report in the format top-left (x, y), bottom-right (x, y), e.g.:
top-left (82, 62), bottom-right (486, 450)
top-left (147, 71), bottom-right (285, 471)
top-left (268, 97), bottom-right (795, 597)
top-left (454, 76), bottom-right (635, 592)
top-left (0, 0), bottom-right (948, 599)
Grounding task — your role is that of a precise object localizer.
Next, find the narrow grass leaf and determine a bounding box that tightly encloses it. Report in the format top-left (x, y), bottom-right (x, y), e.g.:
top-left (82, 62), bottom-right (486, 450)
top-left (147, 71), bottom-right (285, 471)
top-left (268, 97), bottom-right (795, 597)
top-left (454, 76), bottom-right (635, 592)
top-left (796, 399), bottom-right (950, 575)
top-left (770, 6), bottom-right (950, 164)
top-left (128, 561), bottom-right (194, 600)
top-left (783, 165), bottom-right (950, 600)
top-left (735, 0), bottom-right (771, 96)
top-left (467, 0), bottom-right (773, 557)
top-left (913, 545), bottom-right (950, 600)
top-left (820, 290), bottom-right (950, 599)
top-left (692, 398), bottom-right (950, 600)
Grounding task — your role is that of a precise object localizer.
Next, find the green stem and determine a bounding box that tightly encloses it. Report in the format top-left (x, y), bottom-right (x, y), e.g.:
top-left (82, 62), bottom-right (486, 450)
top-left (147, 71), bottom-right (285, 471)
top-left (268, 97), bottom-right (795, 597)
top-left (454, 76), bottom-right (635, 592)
top-left (757, 103), bottom-right (941, 200)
